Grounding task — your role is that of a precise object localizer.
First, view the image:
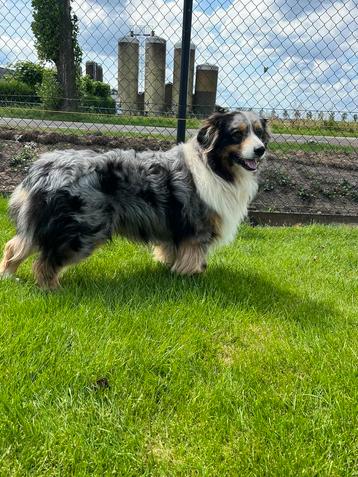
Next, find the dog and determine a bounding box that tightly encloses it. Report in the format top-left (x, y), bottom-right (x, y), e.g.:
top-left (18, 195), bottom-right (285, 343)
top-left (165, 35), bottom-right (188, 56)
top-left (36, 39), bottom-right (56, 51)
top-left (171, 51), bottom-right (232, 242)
top-left (0, 111), bottom-right (269, 289)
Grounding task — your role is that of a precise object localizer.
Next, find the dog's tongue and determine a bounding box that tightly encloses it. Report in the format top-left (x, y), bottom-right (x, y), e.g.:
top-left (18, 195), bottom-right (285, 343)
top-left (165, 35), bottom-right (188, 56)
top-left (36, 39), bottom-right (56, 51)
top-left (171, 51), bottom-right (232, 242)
top-left (244, 159), bottom-right (257, 171)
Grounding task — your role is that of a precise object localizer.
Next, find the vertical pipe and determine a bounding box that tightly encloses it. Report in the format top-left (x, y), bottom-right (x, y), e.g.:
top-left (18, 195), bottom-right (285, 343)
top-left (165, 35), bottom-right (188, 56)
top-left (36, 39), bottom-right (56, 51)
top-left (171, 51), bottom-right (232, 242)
top-left (176, 0), bottom-right (193, 143)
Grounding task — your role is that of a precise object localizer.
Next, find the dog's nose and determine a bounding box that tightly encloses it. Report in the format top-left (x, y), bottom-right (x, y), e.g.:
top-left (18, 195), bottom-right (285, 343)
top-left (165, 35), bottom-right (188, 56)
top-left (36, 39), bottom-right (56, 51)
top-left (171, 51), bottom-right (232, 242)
top-left (254, 146), bottom-right (266, 157)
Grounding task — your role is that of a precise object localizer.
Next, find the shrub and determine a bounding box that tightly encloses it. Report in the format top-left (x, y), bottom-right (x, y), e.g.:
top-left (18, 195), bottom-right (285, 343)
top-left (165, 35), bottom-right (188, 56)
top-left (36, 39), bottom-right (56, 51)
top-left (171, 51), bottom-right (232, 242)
top-left (80, 95), bottom-right (116, 114)
top-left (80, 75), bottom-right (95, 96)
top-left (0, 79), bottom-right (39, 105)
top-left (10, 145), bottom-right (37, 168)
top-left (79, 75), bottom-right (115, 114)
top-left (36, 70), bottom-right (62, 110)
top-left (93, 81), bottom-right (110, 98)
top-left (9, 61), bottom-right (45, 88)
top-left (80, 76), bottom-right (111, 98)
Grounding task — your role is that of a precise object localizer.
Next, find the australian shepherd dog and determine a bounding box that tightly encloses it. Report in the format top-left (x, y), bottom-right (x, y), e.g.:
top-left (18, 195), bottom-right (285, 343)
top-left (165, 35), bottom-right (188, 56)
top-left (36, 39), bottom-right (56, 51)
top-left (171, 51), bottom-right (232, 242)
top-left (0, 111), bottom-right (269, 289)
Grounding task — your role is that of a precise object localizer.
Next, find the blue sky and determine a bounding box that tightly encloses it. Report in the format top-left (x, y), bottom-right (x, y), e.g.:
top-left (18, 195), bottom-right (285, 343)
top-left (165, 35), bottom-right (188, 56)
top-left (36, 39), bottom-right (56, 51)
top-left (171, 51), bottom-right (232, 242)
top-left (0, 0), bottom-right (357, 115)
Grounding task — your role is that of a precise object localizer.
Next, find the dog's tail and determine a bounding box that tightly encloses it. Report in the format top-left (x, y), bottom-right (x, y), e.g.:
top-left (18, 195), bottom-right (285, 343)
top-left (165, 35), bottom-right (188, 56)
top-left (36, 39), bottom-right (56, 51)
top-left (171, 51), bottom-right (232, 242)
top-left (8, 185), bottom-right (30, 227)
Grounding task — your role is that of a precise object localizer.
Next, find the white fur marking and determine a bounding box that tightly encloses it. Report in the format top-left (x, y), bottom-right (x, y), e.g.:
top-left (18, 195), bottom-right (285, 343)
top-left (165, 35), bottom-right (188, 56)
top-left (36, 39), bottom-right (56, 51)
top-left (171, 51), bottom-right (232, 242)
top-left (183, 141), bottom-right (258, 247)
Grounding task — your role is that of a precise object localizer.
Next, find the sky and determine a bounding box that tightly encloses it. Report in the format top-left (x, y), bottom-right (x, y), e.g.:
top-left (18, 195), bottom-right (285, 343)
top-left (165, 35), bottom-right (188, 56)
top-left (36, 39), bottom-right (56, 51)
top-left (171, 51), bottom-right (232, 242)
top-left (0, 0), bottom-right (357, 115)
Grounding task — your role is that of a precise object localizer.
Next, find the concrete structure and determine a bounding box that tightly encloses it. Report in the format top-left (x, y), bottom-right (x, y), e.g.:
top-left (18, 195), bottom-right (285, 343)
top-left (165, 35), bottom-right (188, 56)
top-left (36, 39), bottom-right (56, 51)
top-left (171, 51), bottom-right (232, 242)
top-left (85, 61), bottom-right (103, 81)
top-left (193, 64), bottom-right (219, 116)
top-left (165, 83), bottom-right (173, 112)
top-left (172, 42), bottom-right (195, 114)
top-left (97, 65), bottom-right (103, 82)
top-left (85, 61), bottom-right (96, 79)
top-left (118, 35), bottom-right (139, 113)
top-left (145, 36), bottom-right (166, 115)
top-left (137, 92), bottom-right (145, 115)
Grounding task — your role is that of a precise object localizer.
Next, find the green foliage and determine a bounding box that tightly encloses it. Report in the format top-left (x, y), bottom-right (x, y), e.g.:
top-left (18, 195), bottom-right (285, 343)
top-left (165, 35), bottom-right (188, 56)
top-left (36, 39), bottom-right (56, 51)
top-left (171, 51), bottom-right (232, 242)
top-left (81, 95), bottom-right (116, 114)
top-left (80, 76), bottom-right (111, 98)
top-left (36, 70), bottom-right (62, 110)
top-left (79, 75), bottom-right (114, 113)
top-left (31, 0), bottom-right (82, 67)
top-left (93, 81), bottom-right (111, 98)
top-left (9, 61), bottom-right (45, 88)
top-left (10, 146), bottom-right (37, 168)
top-left (79, 75), bottom-right (95, 96)
top-left (0, 79), bottom-right (39, 105)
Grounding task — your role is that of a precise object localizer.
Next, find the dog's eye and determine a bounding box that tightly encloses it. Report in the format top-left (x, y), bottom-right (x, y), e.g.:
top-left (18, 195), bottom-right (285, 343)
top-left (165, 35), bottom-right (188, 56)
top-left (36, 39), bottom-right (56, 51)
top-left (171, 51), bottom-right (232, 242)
top-left (232, 131), bottom-right (243, 141)
top-left (254, 128), bottom-right (264, 138)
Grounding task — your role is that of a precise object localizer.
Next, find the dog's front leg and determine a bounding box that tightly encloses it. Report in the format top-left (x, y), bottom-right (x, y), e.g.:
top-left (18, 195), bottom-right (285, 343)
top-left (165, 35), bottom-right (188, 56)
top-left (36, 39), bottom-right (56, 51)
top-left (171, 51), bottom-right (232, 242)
top-left (171, 241), bottom-right (207, 275)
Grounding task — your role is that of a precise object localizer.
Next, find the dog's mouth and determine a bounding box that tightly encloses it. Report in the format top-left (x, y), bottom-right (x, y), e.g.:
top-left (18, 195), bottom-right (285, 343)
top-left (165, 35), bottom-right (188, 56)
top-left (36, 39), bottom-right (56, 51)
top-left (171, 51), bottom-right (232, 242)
top-left (236, 158), bottom-right (257, 172)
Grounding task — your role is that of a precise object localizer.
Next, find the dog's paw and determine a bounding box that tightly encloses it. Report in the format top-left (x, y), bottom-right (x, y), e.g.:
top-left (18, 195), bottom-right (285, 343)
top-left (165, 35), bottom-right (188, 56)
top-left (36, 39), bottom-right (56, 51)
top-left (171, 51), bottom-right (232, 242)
top-left (171, 260), bottom-right (207, 276)
top-left (0, 270), bottom-right (19, 281)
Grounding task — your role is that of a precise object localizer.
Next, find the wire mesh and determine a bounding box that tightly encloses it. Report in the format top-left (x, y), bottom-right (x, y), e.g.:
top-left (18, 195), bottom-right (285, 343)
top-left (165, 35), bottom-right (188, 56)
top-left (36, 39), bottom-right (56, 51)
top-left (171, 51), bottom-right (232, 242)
top-left (0, 0), bottom-right (357, 215)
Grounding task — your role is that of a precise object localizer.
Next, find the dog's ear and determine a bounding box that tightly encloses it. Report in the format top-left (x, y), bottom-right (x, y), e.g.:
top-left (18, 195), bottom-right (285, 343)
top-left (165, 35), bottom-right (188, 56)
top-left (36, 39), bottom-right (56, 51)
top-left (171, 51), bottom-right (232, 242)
top-left (197, 112), bottom-right (225, 152)
top-left (260, 117), bottom-right (271, 146)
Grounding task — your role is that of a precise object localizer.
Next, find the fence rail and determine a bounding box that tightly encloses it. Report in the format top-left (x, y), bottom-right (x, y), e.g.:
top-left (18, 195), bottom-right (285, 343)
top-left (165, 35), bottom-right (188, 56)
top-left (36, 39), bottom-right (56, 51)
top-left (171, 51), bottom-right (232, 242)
top-left (0, 0), bottom-right (357, 215)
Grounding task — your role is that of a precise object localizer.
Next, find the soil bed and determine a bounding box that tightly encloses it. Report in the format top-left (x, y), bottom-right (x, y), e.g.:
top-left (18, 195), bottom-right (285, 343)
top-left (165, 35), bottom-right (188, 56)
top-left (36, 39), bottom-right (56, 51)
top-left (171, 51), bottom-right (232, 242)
top-left (0, 129), bottom-right (357, 215)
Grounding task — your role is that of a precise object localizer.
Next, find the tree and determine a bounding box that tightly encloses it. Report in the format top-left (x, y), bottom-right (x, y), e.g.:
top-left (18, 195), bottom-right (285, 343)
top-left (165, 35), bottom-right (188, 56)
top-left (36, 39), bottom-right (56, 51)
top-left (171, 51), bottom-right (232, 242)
top-left (353, 114), bottom-right (358, 123)
top-left (31, 0), bottom-right (82, 111)
top-left (318, 111), bottom-right (324, 121)
top-left (341, 112), bottom-right (348, 122)
top-left (328, 111), bottom-right (335, 122)
top-left (306, 111), bottom-right (313, 120)
top-left (294, 110), bottom-right (301, 120)
top-left (283, 109), bottom-right (289, 120)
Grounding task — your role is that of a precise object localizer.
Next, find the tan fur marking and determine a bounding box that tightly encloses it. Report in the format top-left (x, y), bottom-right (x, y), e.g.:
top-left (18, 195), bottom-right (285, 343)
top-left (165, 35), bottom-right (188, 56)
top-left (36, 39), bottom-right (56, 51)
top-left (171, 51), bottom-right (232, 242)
top-left (222, 144), bottom-right (241, 157)
top-left (0, 235), bottom-right (32, 278)
top-left (171, 241), bottom-right (207, 275)
top-left (32, 259), bottom-right (61, 290)
top-left (209, 212), bottom-right (223, 239)
top-left (16, 187), bottom-right (29, 203)
top-left (238, 122), bottom-right (248, 133)
top-left (153, 244), bottom-right (176, 267)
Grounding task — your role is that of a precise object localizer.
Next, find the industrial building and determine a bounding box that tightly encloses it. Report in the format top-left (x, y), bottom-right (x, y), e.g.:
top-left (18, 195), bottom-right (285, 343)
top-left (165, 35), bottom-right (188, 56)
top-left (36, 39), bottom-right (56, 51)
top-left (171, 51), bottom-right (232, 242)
top-left (85, 61), bottom-right (103, 82)
top-left (117, 32), bottom-right (219, 116)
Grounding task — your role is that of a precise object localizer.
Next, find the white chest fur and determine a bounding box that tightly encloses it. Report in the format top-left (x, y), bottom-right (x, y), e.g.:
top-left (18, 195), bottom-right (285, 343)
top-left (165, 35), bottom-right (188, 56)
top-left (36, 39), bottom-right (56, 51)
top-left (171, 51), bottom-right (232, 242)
top-left (184, 142), bottom-right (258, 246)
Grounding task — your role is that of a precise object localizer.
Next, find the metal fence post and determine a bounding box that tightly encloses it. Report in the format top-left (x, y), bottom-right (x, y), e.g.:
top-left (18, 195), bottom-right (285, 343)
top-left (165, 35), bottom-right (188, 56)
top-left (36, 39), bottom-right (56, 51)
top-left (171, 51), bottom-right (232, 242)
top-left (176, 0), bottom-right (193, 144)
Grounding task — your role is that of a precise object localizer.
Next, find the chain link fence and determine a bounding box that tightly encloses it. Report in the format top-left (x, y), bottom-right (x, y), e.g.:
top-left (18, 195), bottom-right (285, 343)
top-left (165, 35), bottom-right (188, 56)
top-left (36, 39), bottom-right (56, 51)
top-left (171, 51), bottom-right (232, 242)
top-left (0, 0), bottom-right (357, 216)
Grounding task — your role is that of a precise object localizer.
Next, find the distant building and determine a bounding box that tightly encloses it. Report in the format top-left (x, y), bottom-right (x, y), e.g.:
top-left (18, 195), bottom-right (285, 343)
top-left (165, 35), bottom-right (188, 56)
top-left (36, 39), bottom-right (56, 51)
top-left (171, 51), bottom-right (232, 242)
top-left (0, 66), bottom-right (13, 78)
top-left (85, 61), bottom-right (103, 82)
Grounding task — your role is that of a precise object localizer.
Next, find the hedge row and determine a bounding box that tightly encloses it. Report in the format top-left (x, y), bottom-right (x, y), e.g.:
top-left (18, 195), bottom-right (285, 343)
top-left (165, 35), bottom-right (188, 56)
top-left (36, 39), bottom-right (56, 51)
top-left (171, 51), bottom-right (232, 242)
top-left (0, 79), bottom-right (40, 105)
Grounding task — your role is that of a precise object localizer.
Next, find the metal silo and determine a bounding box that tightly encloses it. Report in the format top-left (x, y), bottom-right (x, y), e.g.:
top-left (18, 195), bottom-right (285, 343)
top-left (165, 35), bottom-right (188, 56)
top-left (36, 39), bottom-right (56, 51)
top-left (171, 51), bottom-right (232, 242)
top-left (172, 42), bottom-right (195, 114)
top-left (145, 36), bottom-right (166, 115)
top-left (85, 61), bottom-right (96, 80)
top-left (165, 82), bottom-right (173, 113)
top-left (118, 35), bottom-right (139, 114)
top-left (193, 64), bottom-right (219, 116)
top-left (97, 64), bottom-right (103, 82)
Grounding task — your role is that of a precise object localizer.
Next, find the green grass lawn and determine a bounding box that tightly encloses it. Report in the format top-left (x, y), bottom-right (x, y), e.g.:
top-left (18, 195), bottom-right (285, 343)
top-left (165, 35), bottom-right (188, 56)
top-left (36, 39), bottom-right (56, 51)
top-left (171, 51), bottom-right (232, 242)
top-left (0, 197), bottom-right (357, 476)
top-left (1, 105), bottom-right (358, 138)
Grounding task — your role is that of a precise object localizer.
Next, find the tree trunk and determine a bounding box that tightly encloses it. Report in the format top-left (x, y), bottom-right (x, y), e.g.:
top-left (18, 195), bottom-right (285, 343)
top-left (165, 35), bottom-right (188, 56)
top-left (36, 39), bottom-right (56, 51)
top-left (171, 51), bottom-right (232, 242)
top-left (56, 0), bottom-right (78, 111)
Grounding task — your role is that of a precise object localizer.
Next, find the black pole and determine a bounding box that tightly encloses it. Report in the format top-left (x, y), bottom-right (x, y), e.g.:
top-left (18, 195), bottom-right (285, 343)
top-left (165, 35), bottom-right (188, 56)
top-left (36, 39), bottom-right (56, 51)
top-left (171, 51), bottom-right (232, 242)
top-left (176, 0), bottom-right (193, 143)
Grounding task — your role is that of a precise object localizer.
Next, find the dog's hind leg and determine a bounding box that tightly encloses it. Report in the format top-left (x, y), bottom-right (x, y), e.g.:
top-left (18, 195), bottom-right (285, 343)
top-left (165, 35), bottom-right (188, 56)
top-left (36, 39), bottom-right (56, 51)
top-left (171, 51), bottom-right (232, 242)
top-left (33, 239), bottom-right (103, 290)
top-left (0, 235), bottom-right (33, 279)
top-left (32, 256), bottom-right (61, 290)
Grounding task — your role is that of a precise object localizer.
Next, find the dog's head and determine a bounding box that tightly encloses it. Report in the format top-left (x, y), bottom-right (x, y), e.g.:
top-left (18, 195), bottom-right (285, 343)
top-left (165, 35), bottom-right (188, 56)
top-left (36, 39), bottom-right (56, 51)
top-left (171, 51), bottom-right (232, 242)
top-left (196, 111), bottom-right (270, 181)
